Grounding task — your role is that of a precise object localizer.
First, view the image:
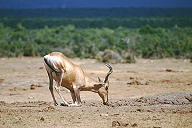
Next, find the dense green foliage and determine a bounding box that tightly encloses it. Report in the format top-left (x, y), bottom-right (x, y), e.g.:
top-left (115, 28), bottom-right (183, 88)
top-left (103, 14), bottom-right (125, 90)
top-left (134, 25), bottom-right (192, 59)
top-left (0, 23), bottom-right (192, 61)
top-left (0, 8), bottom-right (192, 62)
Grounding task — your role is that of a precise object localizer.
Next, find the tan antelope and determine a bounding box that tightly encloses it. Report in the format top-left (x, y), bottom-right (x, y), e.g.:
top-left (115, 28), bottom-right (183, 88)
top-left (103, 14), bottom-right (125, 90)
top-left (44, 52), bottom-right (113, 107)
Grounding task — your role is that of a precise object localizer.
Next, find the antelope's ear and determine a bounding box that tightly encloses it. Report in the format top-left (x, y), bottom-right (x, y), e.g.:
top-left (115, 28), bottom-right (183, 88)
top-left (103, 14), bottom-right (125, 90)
top-left (98, 77), bottom-right (102, 82)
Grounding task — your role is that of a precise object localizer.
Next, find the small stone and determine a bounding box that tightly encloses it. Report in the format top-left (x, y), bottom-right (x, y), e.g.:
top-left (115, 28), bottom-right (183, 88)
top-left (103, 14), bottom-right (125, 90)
top-left (136, 109), bottom-right (142, 112)
top-left (100, 113), bottom-right (109, 117)
top-left (28, 96), bottom-right (34, 99)
top-left (132, 123), bottom-right (138, 127)
top-left (112, 121), bottom-right (129, 127)
top-left (112, 121), bottom-right (121, 127)
top-left (0, 78), bottom-right (4, 83)
top-left (40, 117), bottom-right (45, 121)
top-left (39, 67), bottom-right (44, 69)
top-left (30, 84), bottom-right (35, 90)
top-left (165, 69), bottom-right (175, 72)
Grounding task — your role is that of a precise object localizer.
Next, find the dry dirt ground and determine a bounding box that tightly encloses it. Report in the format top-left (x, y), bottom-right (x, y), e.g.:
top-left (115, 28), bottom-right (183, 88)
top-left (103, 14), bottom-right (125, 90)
top-left (0, 57), bottom-right (192, 128)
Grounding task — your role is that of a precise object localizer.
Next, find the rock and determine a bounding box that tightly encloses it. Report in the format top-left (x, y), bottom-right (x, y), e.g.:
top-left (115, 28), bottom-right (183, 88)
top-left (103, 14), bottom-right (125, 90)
top-left (165, 69), bottom-right (176, 72)
top-left (131, 123), bottom-right (138, 127)
top-left (15, 117), bottom-right (22, 120)
top-left (0, 101), bottom-right (6, 105)
top-left (39, 67), bottom-right (44, 69)
top-left (96, 49), bottom-right (123, 63)
top-left (42, 106), bottom-right (55, 112)
top-left (40, 117), bottom-right (45, 121)
top-left (30, 84), bottom-right (36, 90)
top-left (185, 96), bottom-right (192, 103)
top-left (28, 96), bottom-right (34, 99)
top-left (0, 78), bottom-right (4, 83)
top-left (127, 77), bottom-right (149, 85)
top-left (112, 121), bottom-right (121, 127)
top-left (112, 121), bottom-right (129, 127)
top-left (30, 84), bottom-right (43, 90)
top-left (112, 113), bottom-right (120, 116)
top-left (100, 113), bottom-right (109, 117)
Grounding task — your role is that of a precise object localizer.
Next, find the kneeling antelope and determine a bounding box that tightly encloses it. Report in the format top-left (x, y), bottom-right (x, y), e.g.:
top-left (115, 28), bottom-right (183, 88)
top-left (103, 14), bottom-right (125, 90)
top-left (44, 52), bottom-right (113, 107)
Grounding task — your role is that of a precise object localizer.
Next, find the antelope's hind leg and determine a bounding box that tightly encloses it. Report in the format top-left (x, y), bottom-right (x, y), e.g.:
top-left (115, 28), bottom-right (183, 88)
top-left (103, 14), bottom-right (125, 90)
top-left (48, 72), bottom-right (58, 106)
top-left (54, 72), bottom-right (70, 106)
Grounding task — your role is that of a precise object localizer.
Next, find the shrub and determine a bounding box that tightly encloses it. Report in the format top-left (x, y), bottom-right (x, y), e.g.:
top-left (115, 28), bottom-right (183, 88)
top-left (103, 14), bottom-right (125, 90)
top-left (96, 49), bottom-right (123, 63)
top-left (23, 43), bottom-right (38, 56)
top-left (0, 22), bottom-right (191, 63)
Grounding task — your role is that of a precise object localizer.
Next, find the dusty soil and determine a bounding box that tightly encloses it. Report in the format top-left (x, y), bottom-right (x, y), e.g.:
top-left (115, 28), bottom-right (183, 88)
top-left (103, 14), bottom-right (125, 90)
top-left (0, 57), bottom-right (192, 128)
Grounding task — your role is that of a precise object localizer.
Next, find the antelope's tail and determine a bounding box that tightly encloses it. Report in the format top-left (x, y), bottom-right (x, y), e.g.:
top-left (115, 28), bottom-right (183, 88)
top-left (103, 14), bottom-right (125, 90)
top-left (44, 55), bottom-right (60, 73)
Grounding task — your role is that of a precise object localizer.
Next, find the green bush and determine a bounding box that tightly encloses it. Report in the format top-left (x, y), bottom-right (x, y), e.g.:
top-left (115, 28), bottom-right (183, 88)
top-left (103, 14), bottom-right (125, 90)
top-left (0, 22), bottom-right (191, 63)
top-left (23, 43), bottom-right (38, 56)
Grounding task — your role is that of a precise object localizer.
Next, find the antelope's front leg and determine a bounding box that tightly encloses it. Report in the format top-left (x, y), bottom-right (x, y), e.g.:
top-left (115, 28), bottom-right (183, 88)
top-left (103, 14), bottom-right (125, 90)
top-left (69, 84), bottom-right (82, 107)
top-left (70, 90), bottom-right (76, 104)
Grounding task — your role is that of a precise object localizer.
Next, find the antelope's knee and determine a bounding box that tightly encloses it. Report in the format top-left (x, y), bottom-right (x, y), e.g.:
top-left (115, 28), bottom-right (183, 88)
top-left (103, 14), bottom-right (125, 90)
top-left (49, 86), bottom-right (53, 90)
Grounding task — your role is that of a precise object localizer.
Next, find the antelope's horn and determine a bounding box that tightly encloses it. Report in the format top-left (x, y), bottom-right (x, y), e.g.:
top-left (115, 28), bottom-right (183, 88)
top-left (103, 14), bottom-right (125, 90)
top-left (104, 64), bottom-right (113, 83)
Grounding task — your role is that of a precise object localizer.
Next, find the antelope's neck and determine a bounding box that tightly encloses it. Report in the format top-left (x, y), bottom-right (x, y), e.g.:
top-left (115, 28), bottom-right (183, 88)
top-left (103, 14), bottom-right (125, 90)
top-left (80, 75), bottom-right (98, 93)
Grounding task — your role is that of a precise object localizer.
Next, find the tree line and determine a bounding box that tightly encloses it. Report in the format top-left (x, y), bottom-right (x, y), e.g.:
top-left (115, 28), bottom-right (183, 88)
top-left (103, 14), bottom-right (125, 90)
top-left (0, 16), bottom-right (192, 29)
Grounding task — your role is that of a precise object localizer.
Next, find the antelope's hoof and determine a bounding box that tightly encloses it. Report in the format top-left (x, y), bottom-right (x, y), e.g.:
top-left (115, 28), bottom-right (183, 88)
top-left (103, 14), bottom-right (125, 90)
top-left (69, 103), bottom-right (82, 107)
top-left (60, 102), bottom-right (70, 107)
top-left (103, 102), bottom-right (109, 106)
top-left (54, 102), bottom-right (58, 106)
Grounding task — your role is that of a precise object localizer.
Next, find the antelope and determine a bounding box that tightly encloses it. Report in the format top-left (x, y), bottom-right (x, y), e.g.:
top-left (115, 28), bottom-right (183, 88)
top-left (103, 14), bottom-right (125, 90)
top-left (44, 52), bottom-right (113, 107)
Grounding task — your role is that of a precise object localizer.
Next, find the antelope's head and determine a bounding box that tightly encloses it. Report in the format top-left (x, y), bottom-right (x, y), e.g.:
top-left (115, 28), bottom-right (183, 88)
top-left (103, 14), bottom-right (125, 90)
top-left (96, 64), bottom-right (113, 105)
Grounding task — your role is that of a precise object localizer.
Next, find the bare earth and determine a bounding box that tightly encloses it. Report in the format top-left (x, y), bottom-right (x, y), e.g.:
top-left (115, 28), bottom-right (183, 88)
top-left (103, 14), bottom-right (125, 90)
top-left (0, 57), bottom-right (192, 128)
